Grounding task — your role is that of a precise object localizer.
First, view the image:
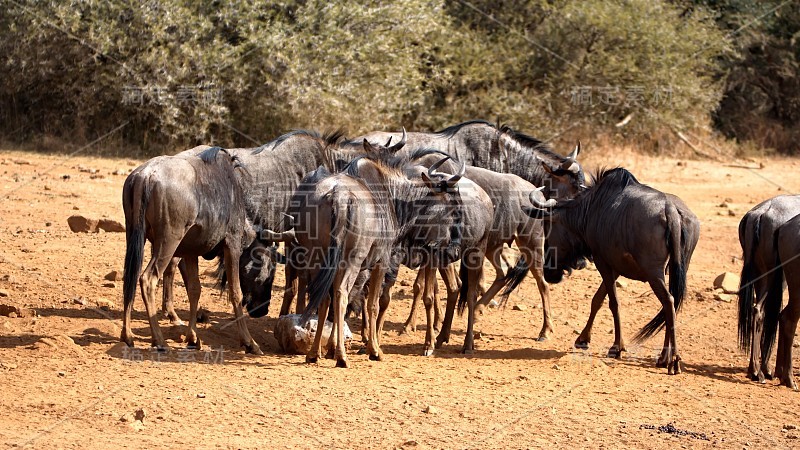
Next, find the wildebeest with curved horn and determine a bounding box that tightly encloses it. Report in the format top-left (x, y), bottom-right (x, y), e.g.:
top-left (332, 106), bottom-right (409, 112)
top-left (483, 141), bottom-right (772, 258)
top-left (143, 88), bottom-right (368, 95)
top-left (155, 130), bottom-right (384, 325)
top-left (283, 139), bottom-right (467, 367)
top-left (404, 149), bottom-right (555, 340)
top-left (353, 120), bottom-right (586, 201)
top-left (737, 195), bottom-right (800, 383)
top-left (121, 147), bottom-right (261, 353)
top-left (773, 212), bottom-right (800, 389)
top-left (525, 168), bottom-right (699, 374)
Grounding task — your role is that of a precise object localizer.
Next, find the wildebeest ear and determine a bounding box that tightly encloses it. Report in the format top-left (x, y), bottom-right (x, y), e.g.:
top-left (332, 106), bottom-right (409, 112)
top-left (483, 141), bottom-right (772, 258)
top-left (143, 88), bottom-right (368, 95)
top-left (362, 138), bottom-right (378, 153)
top-left (540, 160), bottom-right (557, 175)
top-left (420, 171), bottom-right (437, 191)
top-left (523, 206), bottom-right (550, 219)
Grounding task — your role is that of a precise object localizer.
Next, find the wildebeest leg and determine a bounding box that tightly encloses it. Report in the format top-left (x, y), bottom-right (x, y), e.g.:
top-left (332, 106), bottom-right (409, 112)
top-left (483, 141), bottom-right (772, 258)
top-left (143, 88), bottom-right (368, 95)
top-left (462, 251), bottom-right (483, 355)
top-left (333, 266), bottom-right (362, 368)
top-left (366, 266), bottom-right (386, 362)
top-left (376, 276), bottom-right (395, 344)
top-left (307, 292), bottom-right (330, 364)
top-left (649, 277), bottom-right (680, 374)
top-left (605, 275), bottom-right (626, 358)
top-left (325, 315), bottom-right (337, 360)
top-left (435, 263), bottom-right (460, 349)
top-left (402, 269), bottom-right (425, 334)
top-left (575, 283), bottom-right (608, 349)
top-left (475, 248), bottom-right (507, 315)
top-left (279, 262), bottom-right (297, 316)
top-left (776, 286), bottom-right (800, 389)
top-left (421, 266), bottom-right (438, 356)
top-left (432, 275), bottom-right (442, 332)
top-left (139, 237), bottom-right (182, 351)
top-left (522, 235), bottom-right (553, 341)
top-left (182, 257), bottom-right (202, 350)
top-left (161, 257), bottom-right (184, 325)
top-left (748, 292), bottom-right (767, 382)
top-left (223, 245), bottom-right (262, 355)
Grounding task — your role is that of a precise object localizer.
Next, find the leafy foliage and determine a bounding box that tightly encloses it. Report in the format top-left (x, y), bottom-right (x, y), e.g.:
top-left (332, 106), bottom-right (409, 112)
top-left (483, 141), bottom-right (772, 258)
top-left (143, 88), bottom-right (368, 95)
top-left (0, 0), bottom-right (786, 154)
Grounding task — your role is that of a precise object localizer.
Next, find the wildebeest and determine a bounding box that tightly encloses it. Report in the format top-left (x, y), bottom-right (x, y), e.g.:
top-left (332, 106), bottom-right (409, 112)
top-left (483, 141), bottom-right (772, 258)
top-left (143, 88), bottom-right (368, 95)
top-left (121, 147), bottom-right (261, 353)
top-left (407, 150), bottom-right (554, 340)
top-left (156, 130), bottom-right (378, 324)
top-left (353, 120), bottom-right (585, 201)
top-left (525, 168), bottom-right (700, 374)
top-left (284, 141), bottom-right (467, 367)
top-left (773, 213), bottom-right (800, 389)
top-left (737, 195), bottom-right (800, 382)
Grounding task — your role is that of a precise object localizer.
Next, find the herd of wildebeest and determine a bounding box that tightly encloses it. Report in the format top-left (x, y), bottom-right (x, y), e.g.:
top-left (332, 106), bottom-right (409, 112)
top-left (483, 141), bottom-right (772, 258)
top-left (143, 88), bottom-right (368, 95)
top-left (120, 120), bottom-right (800, 389)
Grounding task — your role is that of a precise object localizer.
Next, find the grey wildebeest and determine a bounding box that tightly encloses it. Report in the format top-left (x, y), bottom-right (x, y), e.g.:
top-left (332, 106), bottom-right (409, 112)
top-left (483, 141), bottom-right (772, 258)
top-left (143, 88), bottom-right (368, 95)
top-left (155, 130), bottom-right (382, 328)
top-left (405, 150), bottom-right (555, 341)
top-left (373, 153), bottom-right (494, 356)
top-left (285, 142), bottom-right (467, 367)
top-left (121, 147), bottom-right (261, 353)
top-left (353, 120), bottom-right (586, 201)
top-left (737, 195), bottom-right (800, 383)
top-left (773, 213), bottom-right (800, 389)
top-left (525, 168), bottom-right (699, 374)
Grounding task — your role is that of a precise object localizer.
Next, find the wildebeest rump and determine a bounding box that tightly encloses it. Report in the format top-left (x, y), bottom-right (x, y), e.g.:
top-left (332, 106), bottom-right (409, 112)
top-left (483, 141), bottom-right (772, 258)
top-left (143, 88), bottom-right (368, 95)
top-left (525, 168), bottom-right (699, 374)
top-left (737, 195), bottom-right (800, 383)
top-left (353, 120), bottom-right (586, 201)
top-left (121, 147), bottom-right (261, 353)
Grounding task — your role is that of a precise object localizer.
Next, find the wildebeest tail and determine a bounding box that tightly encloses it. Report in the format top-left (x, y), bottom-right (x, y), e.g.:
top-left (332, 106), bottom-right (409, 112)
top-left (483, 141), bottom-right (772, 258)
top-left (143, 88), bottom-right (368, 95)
top-left (737, 214), bottom-right (760, 351)
top-left (761, 228), bottom-right (785, 362)
top-left (302, 196), bottom-right (351, 323)
top-left (122, 178), bottom-right (152, 315)
top-left (500, 256), bottom-right (530, 298)
top-left (635, 202), bottom-right (686, 341)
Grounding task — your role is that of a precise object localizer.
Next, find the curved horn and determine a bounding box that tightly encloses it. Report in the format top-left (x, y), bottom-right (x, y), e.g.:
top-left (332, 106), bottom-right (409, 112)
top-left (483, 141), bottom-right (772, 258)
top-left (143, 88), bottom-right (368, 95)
top-left (446, 160), bottom-right (466, 187)
top-left (384, 136), bottom-right (393, 147)
top-left (260, 228), bottom-right (296, 243)
top-left (568, 141), bottom-right (581, 160)
top-left (428, 155), bottom-right (452, 176)
top-left (529, 190), bottom-right (558, 209)
top-left (387, 127), bottom-right (406, 152)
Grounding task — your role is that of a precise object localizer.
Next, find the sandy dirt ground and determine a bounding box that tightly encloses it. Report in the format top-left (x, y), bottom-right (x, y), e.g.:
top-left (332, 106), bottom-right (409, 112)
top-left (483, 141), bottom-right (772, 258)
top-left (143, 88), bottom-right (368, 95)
top-left (0, 146), bottom-right (799, 449)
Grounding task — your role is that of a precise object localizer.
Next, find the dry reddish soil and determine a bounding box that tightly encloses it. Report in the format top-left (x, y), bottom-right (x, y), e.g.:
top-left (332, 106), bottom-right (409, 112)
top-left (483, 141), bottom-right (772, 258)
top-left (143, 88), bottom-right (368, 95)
top-left (1, 147), bottom-right (799, 449)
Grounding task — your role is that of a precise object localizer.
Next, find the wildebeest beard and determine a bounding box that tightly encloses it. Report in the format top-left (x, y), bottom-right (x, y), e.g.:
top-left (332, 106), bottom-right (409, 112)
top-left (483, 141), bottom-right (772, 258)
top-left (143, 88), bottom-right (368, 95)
top-left (543, 227), bottom-right (590, 284)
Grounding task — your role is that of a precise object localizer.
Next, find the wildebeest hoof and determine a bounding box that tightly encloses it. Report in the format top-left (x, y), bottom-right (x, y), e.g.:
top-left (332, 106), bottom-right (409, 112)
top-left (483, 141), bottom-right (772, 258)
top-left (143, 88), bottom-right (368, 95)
top-left (368, 353), bottom-right (383, 362)
top-left (244, 343), bottom-right (263, 355)
top-left (151, 343), bottom-right (168, 353)
top-left (423, 348), bottom-right (434, 357)
top-left (607, 345), bottom-right (625, 359)
top-left (574, 340), bottom-right (589, 350)
top-left (186, 339), bottom-right (202, 351)
top-left (306, 355), bottom-right (319, 364)
top-left (461, 347), bottom-right (474, 355)
top-left (335, 358), bottom-right (350, 368)
top-left (324, 347), bottom-right (336, 359)
top-left (763, 371), bottom-right (774, 380)
top-left (668, 359), bottom-right (682, 375)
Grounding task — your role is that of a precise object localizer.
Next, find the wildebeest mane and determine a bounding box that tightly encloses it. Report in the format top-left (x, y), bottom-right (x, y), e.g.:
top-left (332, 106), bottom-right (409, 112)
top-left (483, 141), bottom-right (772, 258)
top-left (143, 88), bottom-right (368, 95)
top-left (433, 119), bottom-right (494, 138)
top-left (254, 129), bottom-right (347, 154)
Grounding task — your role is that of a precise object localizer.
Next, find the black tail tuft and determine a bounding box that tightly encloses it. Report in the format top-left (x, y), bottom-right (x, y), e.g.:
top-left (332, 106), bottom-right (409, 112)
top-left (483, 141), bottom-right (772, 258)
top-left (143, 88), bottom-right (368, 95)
top-left (761, 229), bottom-right (785, 362)
top-left (737, 215), bottom-right (761, 351)
top-left (500, 256), bottom-right (530, 299)
top-left (122, 181), bottom-right (151, 314)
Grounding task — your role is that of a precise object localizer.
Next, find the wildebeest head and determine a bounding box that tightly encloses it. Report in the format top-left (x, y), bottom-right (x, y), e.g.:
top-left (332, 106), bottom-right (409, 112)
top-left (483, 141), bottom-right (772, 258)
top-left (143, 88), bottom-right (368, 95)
top-left (524, 188), bottom-right (589, 284)
top-left (239, 239), bottom-right (286, 318)
top-left (538, 142), bottom-right (586, 201)
top-left (357, 137), bottom-right (466, 267)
